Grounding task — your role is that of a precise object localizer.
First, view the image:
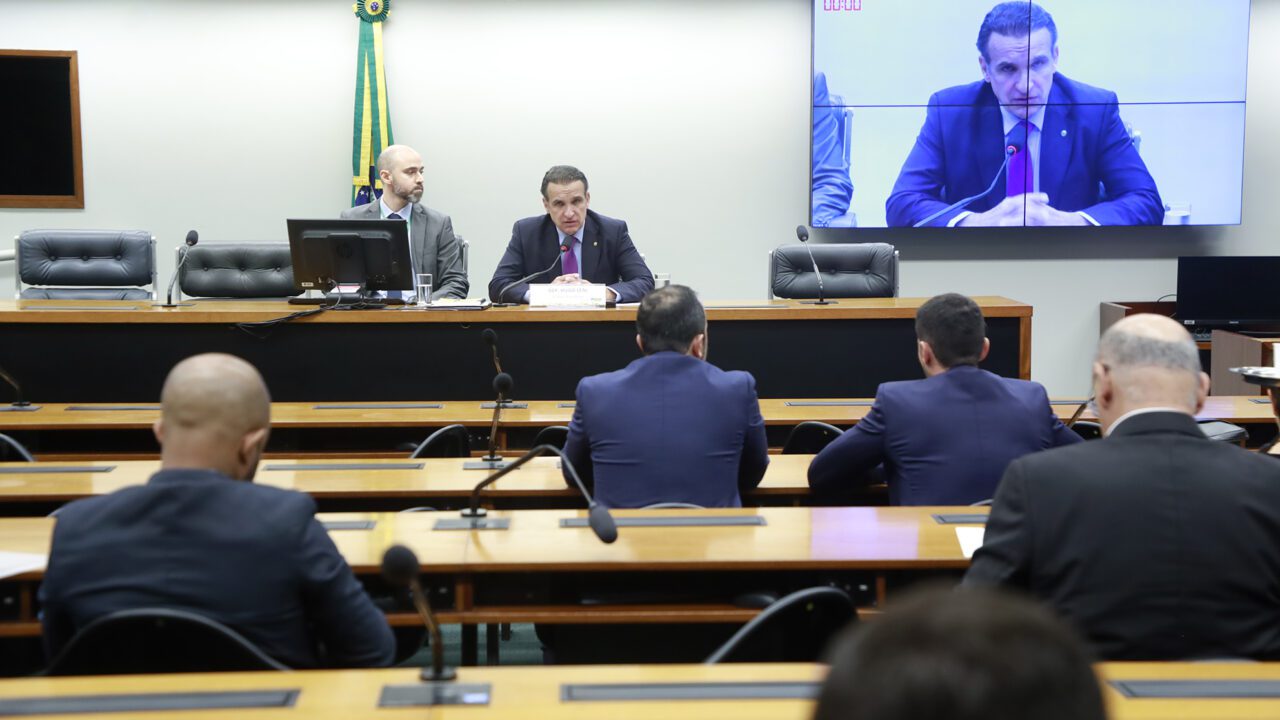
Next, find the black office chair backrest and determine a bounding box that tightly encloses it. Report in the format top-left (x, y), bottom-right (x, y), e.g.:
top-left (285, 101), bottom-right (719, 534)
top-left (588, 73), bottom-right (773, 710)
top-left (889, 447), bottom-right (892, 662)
top-left (782, 421), bottom-right (845, 455)
top-left (1071, 421), bottom-right (1103, 440)
top-left (43, 608), bottom-right (288, 676)
top-left (409, 424), bottom-right (471, 459)
top-left (17, 229), bottom-right (154, 300)
top-left (642, 502), bottom-right (706, 509)
top-left (0, 433), bottom-right (34, 462)
top-left (178, 243), bottom-right (299, 298)
top-left (771, 243), bottom-right (897, 299)
top-left (704, 586), bottom-right (856, 664)
top-left (531, 425), bottom-right (570, 450)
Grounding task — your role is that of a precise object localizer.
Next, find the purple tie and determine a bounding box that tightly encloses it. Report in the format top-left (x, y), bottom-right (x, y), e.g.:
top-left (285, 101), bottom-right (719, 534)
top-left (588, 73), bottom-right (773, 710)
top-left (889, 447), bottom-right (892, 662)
top-left (562, 237), bottom-right (579, 276)
top-left (1006, 120), bottom-right (1033, 197)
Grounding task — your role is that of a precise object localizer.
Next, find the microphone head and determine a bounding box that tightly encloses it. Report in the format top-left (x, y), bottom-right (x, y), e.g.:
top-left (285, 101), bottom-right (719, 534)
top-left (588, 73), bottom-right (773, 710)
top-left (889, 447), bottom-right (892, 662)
top-left (380, 544), bottom-right (420, 587)
top-left (588, 503), bottom-right (619, 544)
top-left (481, 328), bottom-right (498, 347)
top-left (1006, 123), bottom-right (1029, 154)
top-left (795, 225), bottom-right (810, 243)
top-left (493, 372), bottom-right (514, 396)
top-left (184, 230), bottom-right (199, 247)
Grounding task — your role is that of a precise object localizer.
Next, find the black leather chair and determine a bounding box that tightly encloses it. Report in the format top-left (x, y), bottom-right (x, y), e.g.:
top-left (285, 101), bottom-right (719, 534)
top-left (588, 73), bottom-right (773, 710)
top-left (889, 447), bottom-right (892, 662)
top-left (781, 421), bottom-right (844, 454)
top-left (704, 586), bottom-right (856, 663)
top-left (409, 424), bottom-right (471, 459)
top-left (16, 230), bottom-right (155, 300)
top-left (43, 608), bottom-right (288, 676)
top-left (178, 243), bottom-right (299, 299)
top-left (769, 243), bottom-right (898, 299)
top-left (531, 425), bottom-right (570, 450)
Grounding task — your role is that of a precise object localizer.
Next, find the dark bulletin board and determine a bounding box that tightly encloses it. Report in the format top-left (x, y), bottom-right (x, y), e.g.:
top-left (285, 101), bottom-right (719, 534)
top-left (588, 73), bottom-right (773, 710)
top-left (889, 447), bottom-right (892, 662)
top-left (0, 49), bottom-right (83, 209)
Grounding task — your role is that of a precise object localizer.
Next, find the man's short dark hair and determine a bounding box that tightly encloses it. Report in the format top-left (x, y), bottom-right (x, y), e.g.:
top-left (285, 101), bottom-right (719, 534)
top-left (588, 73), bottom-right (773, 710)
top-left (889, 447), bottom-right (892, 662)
top-left (915, 293), bottom-right (986, 368)
top-left (540, 165), bottom-right (589, 198)
top-left (977, 2), bottom-right (1058, 60)
top-left (636, 285), bottom-right (706, 355)
top-left (813, 587), bottom-right (1106, 720)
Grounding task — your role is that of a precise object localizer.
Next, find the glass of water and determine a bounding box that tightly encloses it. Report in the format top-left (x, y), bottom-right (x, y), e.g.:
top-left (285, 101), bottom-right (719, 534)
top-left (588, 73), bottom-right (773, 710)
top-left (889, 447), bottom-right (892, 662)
top-left (415, 273), bottom-right (433, 307)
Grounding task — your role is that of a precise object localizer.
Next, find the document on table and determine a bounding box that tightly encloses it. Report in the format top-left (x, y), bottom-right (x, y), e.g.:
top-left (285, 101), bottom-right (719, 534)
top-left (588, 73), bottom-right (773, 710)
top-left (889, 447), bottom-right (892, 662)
top-left (955, 526), bottom-right (986, 559)
top-left (0, 551), bottom-right (47, 579)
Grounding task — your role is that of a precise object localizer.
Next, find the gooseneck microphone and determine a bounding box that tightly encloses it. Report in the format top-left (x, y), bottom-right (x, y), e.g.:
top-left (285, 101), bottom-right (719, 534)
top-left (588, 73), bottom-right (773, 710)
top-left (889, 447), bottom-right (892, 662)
top-left (381, 545), bottom-right (456, 682)
top-left (155, 230), bottom-right (199, 307)
top-left (492, 241), bottom-right (570, 306)
top-left (913, 123), bottom-right (1029, 228)
top-left (0, 365), bottom-right (38, 412)
top-left (460, 444), bottom-right (618, 544)
top-left (794, 225), bottom-right (835, 306)
top-left (1065, 396), bottom-right (1094, 428)
top-left (464, 373), bottom-right (513, 470)
top-left (481, 328), bottom-right (504, 374)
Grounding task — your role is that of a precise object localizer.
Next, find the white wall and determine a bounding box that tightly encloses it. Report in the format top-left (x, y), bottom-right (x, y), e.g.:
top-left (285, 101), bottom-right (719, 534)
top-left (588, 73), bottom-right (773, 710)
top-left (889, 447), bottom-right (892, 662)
top-left (2, 0), bottom-right (1278, 396)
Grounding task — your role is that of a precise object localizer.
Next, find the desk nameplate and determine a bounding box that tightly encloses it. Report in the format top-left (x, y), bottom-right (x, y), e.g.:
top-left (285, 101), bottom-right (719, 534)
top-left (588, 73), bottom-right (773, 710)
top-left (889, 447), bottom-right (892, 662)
top-left (321, 520), bottom-right (376, 531)
top-left (0, 689), bottom-right (298, 716)
top-left (65, 406), bottom-right (160, 412)
top-left (0, 466), bottom-right (115, 475)
top-left (932, 514), bottom-right (989, 525)
top-left (1109, 679), bottom-right (1280, 698)
top-left (560, 516), bottom-right (767, 529)
top-left (562, 681), bottom-right (819, 701)
top-left (263, 463), bottom-right (424, 472)
top-left (379, 683), bottom-right (492, 707)
top-left (313, 404), bottom-right (444, 410)
top-left (784, 401), bottom-right (872, 407)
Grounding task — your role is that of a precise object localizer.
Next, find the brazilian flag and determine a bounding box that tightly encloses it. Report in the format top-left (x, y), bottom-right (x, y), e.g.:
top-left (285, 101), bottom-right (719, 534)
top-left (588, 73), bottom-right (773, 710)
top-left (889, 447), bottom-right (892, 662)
top-left (351, 0), bottom-right (395, 206)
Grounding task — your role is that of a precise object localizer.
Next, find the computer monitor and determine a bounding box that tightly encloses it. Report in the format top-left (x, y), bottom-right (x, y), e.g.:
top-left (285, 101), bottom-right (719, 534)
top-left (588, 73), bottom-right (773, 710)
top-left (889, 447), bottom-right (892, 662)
top-left (286, 218), bottom-right (413, 302)
top-left (1176, 256), bottom-right (1280, 330)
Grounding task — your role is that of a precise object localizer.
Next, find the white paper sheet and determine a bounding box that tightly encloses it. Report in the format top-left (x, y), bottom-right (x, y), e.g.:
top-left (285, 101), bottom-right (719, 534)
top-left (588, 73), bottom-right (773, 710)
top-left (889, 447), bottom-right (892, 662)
top-left (955, 526), bottom-right (986, 559)
top-left (0, 551), bottom-right (47, 579)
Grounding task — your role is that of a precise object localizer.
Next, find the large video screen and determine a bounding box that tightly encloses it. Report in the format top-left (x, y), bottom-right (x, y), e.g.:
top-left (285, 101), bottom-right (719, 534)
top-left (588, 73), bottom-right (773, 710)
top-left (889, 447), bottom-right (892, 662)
top-left (811, 0), bottom-right (1249, 228)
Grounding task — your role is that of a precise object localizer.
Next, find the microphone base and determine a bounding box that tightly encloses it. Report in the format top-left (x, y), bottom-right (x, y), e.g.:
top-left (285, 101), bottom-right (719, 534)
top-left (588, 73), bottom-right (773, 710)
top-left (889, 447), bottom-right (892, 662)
top-left (420, 666), bottom-right (458, 682)
top-left (798, 299), bottom-right (838, 305)
top-left (150, 302), bottom-right (196, 308)
top-left (463, 457), bottom-right (510, 471)
top-left (0, 404), bottom-right (41, 412)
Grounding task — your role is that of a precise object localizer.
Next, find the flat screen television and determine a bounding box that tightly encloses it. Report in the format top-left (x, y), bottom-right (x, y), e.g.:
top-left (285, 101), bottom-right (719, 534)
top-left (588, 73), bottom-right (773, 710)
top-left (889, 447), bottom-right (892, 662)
top-left (811, 0), bottom-right (1250, 229)
top-left (1176, 256), bottom-right (1280, 330)
top-left (286, 219), bottom-right (413, 300)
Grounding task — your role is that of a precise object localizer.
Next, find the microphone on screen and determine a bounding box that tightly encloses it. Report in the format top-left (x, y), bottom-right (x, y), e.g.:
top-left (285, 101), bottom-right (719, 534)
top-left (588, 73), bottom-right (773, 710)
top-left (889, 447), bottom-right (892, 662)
top-left (381, 545), bottom-right (456, 683)
top-left (913, 123), bottom-right (1028, 228)
top-left (458, 443), bottom-right (618, 543)
top-left (794, 225), bottom-right (834, 306)
top-left (155, 230), bottom-right (199, 308)
top-left (492, 241), bottom-right (571, 306)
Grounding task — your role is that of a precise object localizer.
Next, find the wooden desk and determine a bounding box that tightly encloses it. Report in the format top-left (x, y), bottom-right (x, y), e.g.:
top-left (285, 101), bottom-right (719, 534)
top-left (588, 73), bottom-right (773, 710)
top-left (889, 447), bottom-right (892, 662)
top-left (0, 506), bottom-right (981, 663)
top-left (0, 455), bottom-right (819, 514)
top-left (0, 662), bottom-right (1274, 719)
top-left (1, 395), bottom-right (1272, 459)
top-left (0, 297), bottom-right (1031, 402)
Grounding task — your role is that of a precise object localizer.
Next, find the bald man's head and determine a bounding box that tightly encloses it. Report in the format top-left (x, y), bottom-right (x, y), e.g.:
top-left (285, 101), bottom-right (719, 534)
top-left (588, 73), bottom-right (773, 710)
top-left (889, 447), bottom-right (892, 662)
top-left (155, 354), bottom-right (271, 480)
top-left (1093, 314), bottom-right (1209, 428)
top-left (376, 145), bottom-right (425, 207)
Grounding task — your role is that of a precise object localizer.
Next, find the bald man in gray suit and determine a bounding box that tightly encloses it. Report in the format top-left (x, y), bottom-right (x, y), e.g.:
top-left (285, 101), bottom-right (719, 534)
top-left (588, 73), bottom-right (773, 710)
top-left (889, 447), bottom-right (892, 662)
top-left (341, 145), bottom-right (468, 300)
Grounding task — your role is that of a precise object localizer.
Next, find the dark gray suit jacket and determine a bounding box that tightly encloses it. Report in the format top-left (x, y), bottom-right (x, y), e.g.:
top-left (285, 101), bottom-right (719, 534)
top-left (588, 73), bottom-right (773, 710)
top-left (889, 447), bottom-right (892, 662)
top-left (965, 411), bottom-right (1280, 660)
top-left (340, 201), bottom-right (468, 299)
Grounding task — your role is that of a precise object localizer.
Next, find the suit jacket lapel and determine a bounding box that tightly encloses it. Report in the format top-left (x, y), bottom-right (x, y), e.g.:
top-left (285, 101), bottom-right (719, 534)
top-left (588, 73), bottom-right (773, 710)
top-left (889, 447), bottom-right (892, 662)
top-left (410, 204), bottom-right (428, 267)
top-left (973, 90), bottom-right (1005, 209)
top-left (1038, 82), bottom-right (1074, 205)
top-left (580, 212), bottom-right (601, 282)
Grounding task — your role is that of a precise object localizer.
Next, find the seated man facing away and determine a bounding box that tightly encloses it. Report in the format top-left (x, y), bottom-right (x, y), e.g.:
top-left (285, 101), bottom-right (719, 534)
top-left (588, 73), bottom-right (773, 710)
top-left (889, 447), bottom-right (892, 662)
top-left (965, 315), bottom-right (1280, 660)
top-left (562, 284), bottom-right (769, 508)
top-left (808, 292), bottom-right (1079, 505)
top-left (40, 354), bottom-right (395, 668)
top-left (813, 586), bottom-right (1106, 720)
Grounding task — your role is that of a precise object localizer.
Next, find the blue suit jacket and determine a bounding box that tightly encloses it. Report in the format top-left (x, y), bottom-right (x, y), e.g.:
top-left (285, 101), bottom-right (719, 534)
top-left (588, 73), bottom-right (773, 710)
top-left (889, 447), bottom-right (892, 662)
top-left (886, 74), bottom-right (1163, 227)
top-left (39, 469), bottom-right (395, 669)
top-left (562, 352), bottom-right (770, 509)
top-left (488, 209), bottom-right (654, 303)
top-left (807, 365), bottom-right (1081, 505)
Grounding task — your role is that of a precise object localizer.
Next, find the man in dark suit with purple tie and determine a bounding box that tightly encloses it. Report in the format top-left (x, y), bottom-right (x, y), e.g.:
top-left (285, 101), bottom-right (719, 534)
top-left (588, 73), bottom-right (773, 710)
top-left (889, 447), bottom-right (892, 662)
top-left (488, 165), bottom-right (654, 304)
top-left (885, 2), bottom-right (1162, 227)
top-left (808, 293), bottom-right (1080, 505)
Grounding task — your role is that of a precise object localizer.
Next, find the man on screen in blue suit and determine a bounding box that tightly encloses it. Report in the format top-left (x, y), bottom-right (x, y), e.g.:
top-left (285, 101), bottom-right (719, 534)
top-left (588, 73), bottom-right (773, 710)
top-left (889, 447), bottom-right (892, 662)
top-left (885, 2), bottom-right (1163, 227)
top-left (808, 293), bottom-right (1081, 505)
top-left (562, 285), bottom-right (769, 508)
